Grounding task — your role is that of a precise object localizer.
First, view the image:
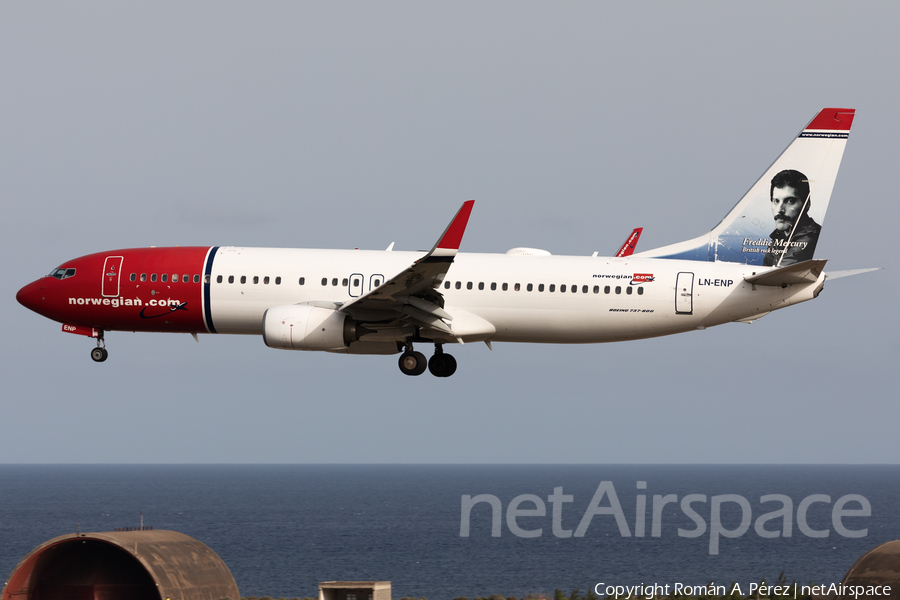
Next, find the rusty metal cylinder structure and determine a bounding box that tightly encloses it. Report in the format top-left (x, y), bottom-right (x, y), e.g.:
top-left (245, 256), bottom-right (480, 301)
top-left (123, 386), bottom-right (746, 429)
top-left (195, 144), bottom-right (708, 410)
top-left (1, 530), bottom-right (239, 600)
top-left (839, 540), bottom-right (900, 599)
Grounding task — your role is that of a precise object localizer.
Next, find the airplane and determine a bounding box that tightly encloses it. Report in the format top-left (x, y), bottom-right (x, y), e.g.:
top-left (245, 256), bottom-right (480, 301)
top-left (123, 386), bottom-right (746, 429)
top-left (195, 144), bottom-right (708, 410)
top-left (17, 108), bottom-right (878, 377)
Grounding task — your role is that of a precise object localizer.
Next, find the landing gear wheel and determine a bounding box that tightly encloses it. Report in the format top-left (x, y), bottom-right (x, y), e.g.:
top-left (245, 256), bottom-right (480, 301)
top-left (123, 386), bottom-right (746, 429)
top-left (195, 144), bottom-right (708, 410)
top-left (398, 351), bottom-right (427, 376)
top-left (90, 347), bottom-right (108, 362)
top-left (428, 353), bottom-right (457, 377)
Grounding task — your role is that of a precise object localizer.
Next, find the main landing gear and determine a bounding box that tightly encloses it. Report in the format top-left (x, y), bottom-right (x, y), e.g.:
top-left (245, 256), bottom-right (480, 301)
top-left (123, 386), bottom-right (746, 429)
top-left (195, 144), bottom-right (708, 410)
top-left (398, 343), bottom-right (457, 377)
top-left (428, 344), bottom-right (457, 378)
top-left (90, 331), bottom-right (108, 363)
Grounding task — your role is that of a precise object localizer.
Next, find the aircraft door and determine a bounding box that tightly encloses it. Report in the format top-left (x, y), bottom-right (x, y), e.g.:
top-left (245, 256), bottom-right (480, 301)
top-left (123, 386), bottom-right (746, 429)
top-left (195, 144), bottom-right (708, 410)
top-left (369, 274), bottom-right (384, 291)
top-left (675, 272), bottom-right (694, 314)
top-left (349, 273), bottom-right (364, 297)
top-left (102, 256), bottom-right (124, 297)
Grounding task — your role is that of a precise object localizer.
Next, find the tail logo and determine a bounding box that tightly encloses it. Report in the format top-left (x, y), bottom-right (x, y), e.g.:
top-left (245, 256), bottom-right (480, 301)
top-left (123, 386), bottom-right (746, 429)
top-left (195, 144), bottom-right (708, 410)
top-left (646, 108), bottom-right (853, 266)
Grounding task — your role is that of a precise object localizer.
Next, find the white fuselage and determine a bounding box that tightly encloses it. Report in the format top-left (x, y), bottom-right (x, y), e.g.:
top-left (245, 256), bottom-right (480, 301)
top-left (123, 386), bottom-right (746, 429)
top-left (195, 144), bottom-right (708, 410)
top-left (207, 247), bottom-right (821, 343)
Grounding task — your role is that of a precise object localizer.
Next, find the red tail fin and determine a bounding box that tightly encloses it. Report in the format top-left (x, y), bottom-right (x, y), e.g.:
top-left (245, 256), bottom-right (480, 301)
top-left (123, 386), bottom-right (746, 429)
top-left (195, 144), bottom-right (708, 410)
top-left (615, 228), bottom-right (643, 257)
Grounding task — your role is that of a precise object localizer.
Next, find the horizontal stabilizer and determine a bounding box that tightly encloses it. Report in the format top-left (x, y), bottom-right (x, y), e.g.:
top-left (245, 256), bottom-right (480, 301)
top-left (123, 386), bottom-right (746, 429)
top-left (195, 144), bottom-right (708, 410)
top-left (825, 267), bottom-right (882, 281)
top-left (744, 259), bottom-right (827, 287)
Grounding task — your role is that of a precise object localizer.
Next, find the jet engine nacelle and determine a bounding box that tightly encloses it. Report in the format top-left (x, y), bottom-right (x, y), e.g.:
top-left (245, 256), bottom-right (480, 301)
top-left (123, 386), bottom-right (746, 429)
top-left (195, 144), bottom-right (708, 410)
top-left (262, 304), bottom-right (356, 351)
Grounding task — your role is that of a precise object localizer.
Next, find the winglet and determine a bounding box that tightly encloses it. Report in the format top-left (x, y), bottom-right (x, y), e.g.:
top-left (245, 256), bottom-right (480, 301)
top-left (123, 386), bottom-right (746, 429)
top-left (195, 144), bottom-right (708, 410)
top-left (429, 200), bottom-right (474, 258)
top-left (615, 227), bottom-right (643, 257)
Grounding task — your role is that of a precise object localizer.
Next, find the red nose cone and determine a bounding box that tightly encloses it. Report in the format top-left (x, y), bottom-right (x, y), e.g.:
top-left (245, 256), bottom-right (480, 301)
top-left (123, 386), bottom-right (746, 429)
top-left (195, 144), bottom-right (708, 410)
top-left (16, 280), bottom-right (44, 313)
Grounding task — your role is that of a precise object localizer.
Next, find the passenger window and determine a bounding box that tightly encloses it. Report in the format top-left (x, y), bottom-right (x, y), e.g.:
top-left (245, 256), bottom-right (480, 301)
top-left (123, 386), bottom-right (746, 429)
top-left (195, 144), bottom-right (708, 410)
top-left (444, 281), bottom-right (450, 289)
top-left (183, 274), bottom-right (190, 283)
top-left (605, 286), bottom-right (610, 294)
top-left (626, 287), bottom-right (633, 295)
top-left (140, 273), bottom-right (147, 282)
top-left (502, 283), bottom-right (508, 291)
top-left (276, 277), bottom-right (282, 285)
top-left (549, 284), bottom-right (555, 292)
top-left (353, 278), bottom-right (360, 286)
top-left (560, 284), bottom-right (566, 293)
top-left (332, 278), bottom-right (338, 286)
top-left (194, 275), bottom-right (200, 283)
top-left (342, 278), bottom-right (348, 286)
top-left (593, 285), bottom-right (599, 293)
top-left (514, 283), bottom-right (520, 291)
top-left (321, 278), bottom-right (327, 286)
top-left (455, 281), bottom-right (461, 289)
top-left (538, 284), bottom-right (544, 292)
top-left (638, 287), bottom-right (644, 295)
top-left (162, 274), bottom-right (168, 282)
top-left (228, 275), bottom-right (234, 284)
top-left (582, 285), bottom-right (588, 293)
top-left (467, 282), bottom-right (473, 290)
top-left (527, 283), bottom-right (533, 292)
top-left (172, 274), bottom-right (177, 281)
top-left (264, 276), bottom-right (270, 284)
top-left (298, 277), bottom-right (304, 285)
top-left (572, 285), bottom-right (577, 293)
top-left (217, 275), bottom-right (223, 283)
top-left (253, 276), bottom-right (259, 284)
top-left (373, 279), bottom-right (381, 287)
top-left (130, 273), bottom-right (136, 282)
top-left (478, 282), bottom-right (484, 290)
top-left (615, 286), bottom-right (621, 294)
top-left (150, 274), bottom-right (157, 282)
top-left (491, 282), bottom-right (497, 291)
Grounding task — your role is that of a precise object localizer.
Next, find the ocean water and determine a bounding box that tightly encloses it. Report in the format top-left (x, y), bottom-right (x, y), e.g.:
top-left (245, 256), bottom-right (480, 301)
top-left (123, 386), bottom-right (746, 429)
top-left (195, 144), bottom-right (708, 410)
top-left (1, 465), bottom-right (898, 599)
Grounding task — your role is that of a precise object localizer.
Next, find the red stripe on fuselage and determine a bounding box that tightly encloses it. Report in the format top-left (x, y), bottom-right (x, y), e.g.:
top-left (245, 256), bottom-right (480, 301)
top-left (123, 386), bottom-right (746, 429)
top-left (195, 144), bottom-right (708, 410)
top-left (18, 247), bottom-right (211, 333)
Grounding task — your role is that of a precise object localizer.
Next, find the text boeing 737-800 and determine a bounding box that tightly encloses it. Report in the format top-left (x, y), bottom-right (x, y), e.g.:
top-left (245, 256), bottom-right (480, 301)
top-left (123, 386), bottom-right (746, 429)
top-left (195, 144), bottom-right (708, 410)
top-left (17, 108), bottom-right (878, 377)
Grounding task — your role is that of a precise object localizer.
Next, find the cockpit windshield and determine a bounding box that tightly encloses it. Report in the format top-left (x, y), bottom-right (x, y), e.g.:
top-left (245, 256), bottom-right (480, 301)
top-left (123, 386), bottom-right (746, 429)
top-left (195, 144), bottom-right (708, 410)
top-left (49, 268), bottom-right (76, 280)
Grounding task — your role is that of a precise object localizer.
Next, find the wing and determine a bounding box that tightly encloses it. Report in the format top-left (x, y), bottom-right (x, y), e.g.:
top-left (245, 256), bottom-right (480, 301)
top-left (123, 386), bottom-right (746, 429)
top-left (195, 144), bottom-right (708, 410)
top-left (339, 201), bottom-right (474, 337)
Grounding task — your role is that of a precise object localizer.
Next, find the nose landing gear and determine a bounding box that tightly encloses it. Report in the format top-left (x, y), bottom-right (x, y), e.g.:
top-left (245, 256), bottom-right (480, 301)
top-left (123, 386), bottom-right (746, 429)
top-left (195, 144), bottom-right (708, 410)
top-left (90, 331), bottom-right (108, 363)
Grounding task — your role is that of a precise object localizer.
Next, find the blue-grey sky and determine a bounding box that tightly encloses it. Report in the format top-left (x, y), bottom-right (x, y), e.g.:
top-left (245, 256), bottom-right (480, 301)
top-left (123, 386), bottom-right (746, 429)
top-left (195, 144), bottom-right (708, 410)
top-left (1, 2), bottom-right (896, 463)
